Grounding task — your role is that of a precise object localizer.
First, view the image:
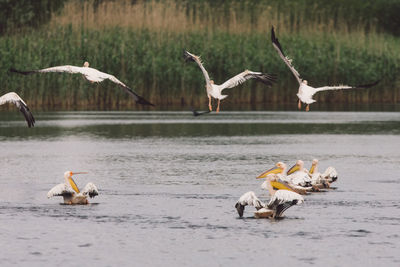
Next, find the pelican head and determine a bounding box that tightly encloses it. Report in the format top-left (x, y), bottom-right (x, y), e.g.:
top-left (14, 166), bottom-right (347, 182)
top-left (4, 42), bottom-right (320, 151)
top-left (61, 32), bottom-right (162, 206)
top-left (83, 61), bottom-right (89, 67)
top-left (287, 160), bottom-right (304, 175)
top-left (257, 162), bottom-right (285, 179)
top-left (302, 80), bottom-right (308, 85)
top-left (310, 159), bottom-right (319, 174)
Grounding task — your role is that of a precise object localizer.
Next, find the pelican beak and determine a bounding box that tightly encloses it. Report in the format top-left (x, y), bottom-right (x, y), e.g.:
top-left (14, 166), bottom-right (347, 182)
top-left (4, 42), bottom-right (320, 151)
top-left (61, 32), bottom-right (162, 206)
top-left (257, 166), bottom-right (282, 179)
top-left (68, 172), bottom-right (87, 193)
top-left (71, 172), bottom-right (88, 175)
top-left (309, 164), bottom-right (316, 174)
top-left (287, 164), bottom-right (300, 175)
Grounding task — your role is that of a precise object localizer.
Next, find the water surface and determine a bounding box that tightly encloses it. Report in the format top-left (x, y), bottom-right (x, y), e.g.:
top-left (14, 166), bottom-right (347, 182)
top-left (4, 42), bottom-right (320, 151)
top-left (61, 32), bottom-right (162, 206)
top-left (0, 111), bottom-right (399, 266)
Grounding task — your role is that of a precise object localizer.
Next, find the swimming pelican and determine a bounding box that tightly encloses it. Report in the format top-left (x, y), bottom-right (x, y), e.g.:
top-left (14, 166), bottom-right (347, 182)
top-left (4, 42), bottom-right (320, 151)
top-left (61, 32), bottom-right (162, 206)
top-left (287, 160), bottom-right (312, 187)
top-left (235, 176), bottom-right (304, 219)
top-left (183, 50), bottom-right (276, 112)
top-left (47, 171), bottom-right (98, 205)
top-left (309, 159), bottom-right (338, 187)
top-left (0, 92), bottom-right (35, 127)
top-left (10, 62), bottom-right (154, 106)
top-left (257, 162), bottom-right (311, 195)
top-left (271, 26), bottom-right (379, 111)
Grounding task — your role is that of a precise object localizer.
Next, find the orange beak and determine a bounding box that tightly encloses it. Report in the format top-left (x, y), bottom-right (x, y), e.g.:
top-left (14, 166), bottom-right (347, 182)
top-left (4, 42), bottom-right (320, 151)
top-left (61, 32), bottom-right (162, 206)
top-left (257, 166), bottom-right (282, 179)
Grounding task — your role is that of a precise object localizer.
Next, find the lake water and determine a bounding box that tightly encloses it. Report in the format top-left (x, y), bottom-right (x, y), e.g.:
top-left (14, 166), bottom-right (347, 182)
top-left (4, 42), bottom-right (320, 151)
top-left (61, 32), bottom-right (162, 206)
top-left (0, 111), bottom-right (399, 266)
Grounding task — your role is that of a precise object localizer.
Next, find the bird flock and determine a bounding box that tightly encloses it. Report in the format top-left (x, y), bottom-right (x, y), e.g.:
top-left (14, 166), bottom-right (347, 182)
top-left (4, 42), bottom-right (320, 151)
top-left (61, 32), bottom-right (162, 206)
top-left (1, 27), bottom-right (365, 213)
top-left (236, 159), bottom-right (338, 219)
top-left (2, 26), bottom-right (379, 127)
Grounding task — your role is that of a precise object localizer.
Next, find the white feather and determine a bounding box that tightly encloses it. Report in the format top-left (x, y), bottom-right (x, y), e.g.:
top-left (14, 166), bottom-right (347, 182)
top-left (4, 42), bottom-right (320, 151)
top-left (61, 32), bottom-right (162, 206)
top-left (82, 182), bottom-right (99, 198)
top-left (47, 183), bottom-right (74, 198)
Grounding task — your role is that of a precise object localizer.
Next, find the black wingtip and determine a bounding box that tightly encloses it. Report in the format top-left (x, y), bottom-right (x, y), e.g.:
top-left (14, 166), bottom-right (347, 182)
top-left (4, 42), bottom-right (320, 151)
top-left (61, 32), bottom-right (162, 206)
top-left (356, 80), bottom-right (380, 89)
top-left (183, 50), bottom-right (195, 63)
top-left (191, 107), bottom-right (211, 117)
top-left (257, 73), bottom-right (278, 87)
top-left (235, 203), bottom-right (244, 218)
top-left (136, 96), bottom-right (155, 106)
top-left (9, 68), bottom-right (32, 75)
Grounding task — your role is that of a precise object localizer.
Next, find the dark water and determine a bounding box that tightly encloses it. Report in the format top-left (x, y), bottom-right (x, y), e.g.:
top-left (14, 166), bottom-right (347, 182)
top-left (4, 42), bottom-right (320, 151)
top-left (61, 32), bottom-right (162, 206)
top-left (0, 111), bottom-right (399, 266)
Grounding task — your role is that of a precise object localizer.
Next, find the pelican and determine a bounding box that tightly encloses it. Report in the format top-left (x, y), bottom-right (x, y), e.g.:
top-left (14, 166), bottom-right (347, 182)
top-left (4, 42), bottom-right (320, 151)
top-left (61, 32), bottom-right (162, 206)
top-left (47, 171), bottom-right (99, 205)
top-left (257, 162), bottom-right (311, 195)
top-left (235, 176), bottom-right (304, 219)
top-left (0, 92), bottom-right (35, 127)
top-left (183, 50), bottom-right (276, 112)
top-left (10, 62), bottom-right (154, 106)
top-left (286, 160), bottom-right (312, 187)
top-left (309, 159), bottom-right (338, 187)
top-left (271, 26), bottom-right (379, 111)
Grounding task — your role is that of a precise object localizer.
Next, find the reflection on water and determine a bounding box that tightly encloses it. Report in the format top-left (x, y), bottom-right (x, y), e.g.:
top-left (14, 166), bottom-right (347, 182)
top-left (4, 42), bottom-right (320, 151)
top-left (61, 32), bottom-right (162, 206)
top-left (0, 111), bottom-right (399, 266)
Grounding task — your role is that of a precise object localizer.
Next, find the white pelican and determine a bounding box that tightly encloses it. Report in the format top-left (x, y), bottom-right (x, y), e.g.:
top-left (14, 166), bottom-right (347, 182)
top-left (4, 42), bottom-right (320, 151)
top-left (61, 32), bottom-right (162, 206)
top-left (309, 159), bottom-right (338, 187)
top-left (271, 26), bottom-right (379, 111)
top-left (286, 160), bottom-right (312, 187)
top-left (0, 92), bottom-right (35, 127)
top-left (10, 62), bottom-right (154, 106)
top-left (235, 176), bottom-right (304, 219)
top-left (47, 171), bottom-right (99, 205)
top-left (257, 162), bottom-right (311, 195)
top-left (183, 50), bottom-right (276, 112)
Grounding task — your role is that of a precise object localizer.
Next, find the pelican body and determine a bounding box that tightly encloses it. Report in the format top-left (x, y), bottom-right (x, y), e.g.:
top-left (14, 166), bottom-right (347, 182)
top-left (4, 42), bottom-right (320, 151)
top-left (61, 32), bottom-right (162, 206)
top-left (235, 175), bottom-right (304, 219)
top-left (47, 171), bottom-right (99, 205)
top-left (10, 62), bottom-right (154, 106)
top-left (0, 92), bottom-right (35, 127)
top-left (309, 159), bottom-right (338, 188)
top-left (271, 26), bottom-right (379, 111)
top-left (183, 50), bottom-right (276, 112)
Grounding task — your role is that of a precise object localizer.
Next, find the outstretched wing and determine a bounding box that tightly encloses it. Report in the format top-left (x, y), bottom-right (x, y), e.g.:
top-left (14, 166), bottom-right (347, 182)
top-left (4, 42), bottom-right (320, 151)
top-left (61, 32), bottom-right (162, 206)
top-left (47, 184), bottom-right (75, 198)
top-left (271, 26), bottom-right (302, 85)
top-left (267, 190), bottom-right (304, 218)
top-left (0, 92), bottom-right (35, 127)
top-left (10, 65), bottom-right (85, 75)
top-left (183, 50), bottom-right (212, 88)
top-left (105, 74), bottom-right (154, 106)
top-left (314, 80), bottom-right (380, 93)
top-left (235, 191), bottom-right (266, 217)
top-left (219, 70), bottom-right (276, 91)
top-left (82, 182), bottom-right (99, 198)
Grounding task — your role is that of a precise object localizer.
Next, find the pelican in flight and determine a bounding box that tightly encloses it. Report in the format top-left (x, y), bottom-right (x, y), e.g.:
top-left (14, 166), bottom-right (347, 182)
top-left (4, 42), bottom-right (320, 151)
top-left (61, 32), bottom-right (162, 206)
top-left (235, 175), bottom-right (304, 219)
top-left (47, 171), bottom-right (99, 205)
top-left (183, 50), bottom-right (276, 112)
top-left (0, 92), bottom-right (35, 127)
top-left (10, 62), bottom-right (154, 106)
top-left (271, 26), bottom-right (379, 111)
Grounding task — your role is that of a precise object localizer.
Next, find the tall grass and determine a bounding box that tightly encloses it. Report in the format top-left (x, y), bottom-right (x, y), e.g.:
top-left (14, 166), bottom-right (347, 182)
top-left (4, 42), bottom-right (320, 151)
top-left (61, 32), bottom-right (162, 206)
top-left (1, 0), bottom-right (399, 109)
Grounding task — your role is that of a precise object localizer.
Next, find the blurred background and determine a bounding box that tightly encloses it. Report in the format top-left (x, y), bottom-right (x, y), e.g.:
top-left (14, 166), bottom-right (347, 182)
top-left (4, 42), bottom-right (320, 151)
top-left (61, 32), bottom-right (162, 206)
top-left (0, 0), bottom-right (399, 110)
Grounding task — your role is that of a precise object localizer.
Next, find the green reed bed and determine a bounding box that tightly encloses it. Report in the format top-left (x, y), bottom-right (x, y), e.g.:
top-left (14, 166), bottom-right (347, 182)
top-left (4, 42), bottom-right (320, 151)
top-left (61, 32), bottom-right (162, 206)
top-left (1, 26), bottom-right (399, 109)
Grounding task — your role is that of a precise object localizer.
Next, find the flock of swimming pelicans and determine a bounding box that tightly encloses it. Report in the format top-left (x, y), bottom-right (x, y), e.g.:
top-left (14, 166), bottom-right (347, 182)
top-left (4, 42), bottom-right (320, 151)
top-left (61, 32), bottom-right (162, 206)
top-left (236, 159), bottom-right (338, 219)
top-left (1, 26), bottom-right (371, 210)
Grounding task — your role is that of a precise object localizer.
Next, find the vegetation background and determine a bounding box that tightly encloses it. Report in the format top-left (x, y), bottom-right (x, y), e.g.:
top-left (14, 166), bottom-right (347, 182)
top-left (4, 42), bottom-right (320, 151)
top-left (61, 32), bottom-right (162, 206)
top-left (0, 0), bottom-right (399, 110)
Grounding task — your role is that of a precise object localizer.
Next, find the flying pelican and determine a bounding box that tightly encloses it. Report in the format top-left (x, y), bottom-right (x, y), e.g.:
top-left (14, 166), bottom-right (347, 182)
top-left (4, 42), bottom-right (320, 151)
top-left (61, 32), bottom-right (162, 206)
top-left (183, 50), bottom-right (276, 112)
top-left (47, 171), bottom-right (99, 205)
top-left (271, 26), bottom-right (379, 111)
top-left (235, 176), bottom-right (304, 219)
top-left (257, 162), bottom-right (311, 195)
top-left (0, 92), bottom-right (35, 127)
top-left (10, 62), bottom-right (154, 106)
